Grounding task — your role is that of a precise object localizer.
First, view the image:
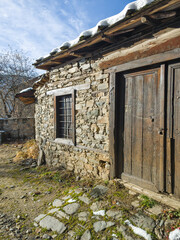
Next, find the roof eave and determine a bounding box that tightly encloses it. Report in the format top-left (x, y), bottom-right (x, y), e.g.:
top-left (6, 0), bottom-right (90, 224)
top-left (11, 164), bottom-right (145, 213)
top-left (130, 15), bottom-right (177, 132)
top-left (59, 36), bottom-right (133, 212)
top-left (34, 0), bottom-right (179, 70)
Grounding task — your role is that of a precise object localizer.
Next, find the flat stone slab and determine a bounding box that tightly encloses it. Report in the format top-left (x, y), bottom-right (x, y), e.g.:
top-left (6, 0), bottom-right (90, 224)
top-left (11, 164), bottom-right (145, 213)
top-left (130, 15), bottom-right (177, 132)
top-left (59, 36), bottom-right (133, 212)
top-left (130, 213), bottom-right (155, 231)
top-left (48, 208), bottom-right (59, 214)
top-left (34, 214), bottom-right (46, 223)
top-left (52, 199), bottom-right (64, 207)
top-left (93, 221), bottom-right (107, 232)
top-left (63, 203), bottom-right (80, 215)
top-left (90, 185), bottom-right (108, 198)
top-left (81, 230), bottom-right (91, 240)
top-left (39, 215), bottom-right (66, 234)
top-left (131, 200), bottom-right (140, 208)
top-left (78, 212), bottom-right (89, 221)
top-left (93, 221), bottom-right (115, 232)
top-left (106, 210), bottom-right (123, 219)
top-left (147, 205), bottom-right (163, 215)
top-left (90, 202), bottom-right (103, 211)
top-left (56, 210), bottom-right (69, 220)
top-left (79, 194), bottom-right (90, 204)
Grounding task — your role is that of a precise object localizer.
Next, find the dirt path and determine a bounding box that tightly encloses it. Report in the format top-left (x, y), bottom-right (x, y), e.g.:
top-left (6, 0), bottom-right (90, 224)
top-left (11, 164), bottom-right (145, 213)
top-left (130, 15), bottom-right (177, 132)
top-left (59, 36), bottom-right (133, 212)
top-left (0, 143), bottom-right (71, 239)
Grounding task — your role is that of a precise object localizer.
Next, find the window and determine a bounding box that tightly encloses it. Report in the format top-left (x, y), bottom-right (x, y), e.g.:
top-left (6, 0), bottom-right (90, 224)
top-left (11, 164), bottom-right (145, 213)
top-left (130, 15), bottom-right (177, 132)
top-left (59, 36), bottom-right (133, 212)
top-left (55, 91), bottom-right (75, 144)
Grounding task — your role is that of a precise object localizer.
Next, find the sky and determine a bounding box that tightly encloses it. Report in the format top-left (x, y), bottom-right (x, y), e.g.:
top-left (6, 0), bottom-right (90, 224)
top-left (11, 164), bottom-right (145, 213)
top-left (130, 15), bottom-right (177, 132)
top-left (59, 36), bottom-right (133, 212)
top-left (0, 0), bottom-right (133, 66)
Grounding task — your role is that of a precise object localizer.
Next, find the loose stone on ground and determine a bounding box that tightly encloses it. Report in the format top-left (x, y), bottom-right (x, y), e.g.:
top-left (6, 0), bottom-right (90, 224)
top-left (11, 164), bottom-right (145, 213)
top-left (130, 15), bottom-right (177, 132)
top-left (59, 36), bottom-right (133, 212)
top-left (106, 210), bottom-right (123, 219)
top-left (81, 230), bottom-right (91, 240)
top-left (130, 213), bottom-right (156, 232)
top-left (55, 210), bottom-right (69, 220)
top-left (147, 205), bottom-right (163, 215)
top-left (34, 214), bottom-right (46, 223)
top-left (90, 185), bottom-right (108, 198)
top-left (63, 203), bottom-right (80, 215)
top-left (79, 194), bottom-right (90, 204)
top-left (39, 215), bottom-right (66, 234)
top-left (93, 221), bottom-right (115, 232)
top-left (52, 199), bottom-right (64, 207)
top-left (78, 212), bottom-right (89, 221)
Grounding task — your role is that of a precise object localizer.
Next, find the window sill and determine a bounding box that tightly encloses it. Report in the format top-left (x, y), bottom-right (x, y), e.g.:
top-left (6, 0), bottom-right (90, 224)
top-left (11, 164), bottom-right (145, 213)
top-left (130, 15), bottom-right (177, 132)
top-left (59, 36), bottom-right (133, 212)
top-left (54, 138), bottom-right (74, 146)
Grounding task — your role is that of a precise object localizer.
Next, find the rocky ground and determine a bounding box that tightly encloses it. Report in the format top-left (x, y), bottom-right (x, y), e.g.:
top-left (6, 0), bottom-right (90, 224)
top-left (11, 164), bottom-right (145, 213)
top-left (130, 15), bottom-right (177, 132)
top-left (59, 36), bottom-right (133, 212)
top-left (0, 143), bottom-right (179, 240)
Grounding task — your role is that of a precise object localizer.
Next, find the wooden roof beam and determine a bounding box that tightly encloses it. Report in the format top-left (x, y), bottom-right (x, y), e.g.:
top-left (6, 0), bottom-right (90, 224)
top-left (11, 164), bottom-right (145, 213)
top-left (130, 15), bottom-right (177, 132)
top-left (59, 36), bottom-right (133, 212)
top-left (101, 34), bottom-right (116, 43)
top-left (141, 15), bottom-right (157, 25)
top-left (151, 10), bottom-right (177, 20)
top-left (50, 60), bottom-right (62, 65)
top-left (141, 10), bottom-right (177, 25)
top-left (69, 52), bottom-right (85, 58)
top-left (109, 28), bottom-right (135, 37)
top-left (36, 63), bottom-right (53, 70)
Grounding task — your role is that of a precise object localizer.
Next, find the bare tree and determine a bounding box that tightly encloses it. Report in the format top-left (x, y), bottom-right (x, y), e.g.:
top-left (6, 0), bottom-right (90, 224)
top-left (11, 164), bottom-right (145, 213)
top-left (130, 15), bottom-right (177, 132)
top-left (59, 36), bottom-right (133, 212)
top-left (0, 47), bottom-right (37, 118)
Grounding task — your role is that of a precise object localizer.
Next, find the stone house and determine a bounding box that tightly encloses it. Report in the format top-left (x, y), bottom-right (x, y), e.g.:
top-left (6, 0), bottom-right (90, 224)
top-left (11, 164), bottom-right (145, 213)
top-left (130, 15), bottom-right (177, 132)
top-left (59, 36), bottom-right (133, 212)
top-left (0, 77), bottom-right (38, 143)
top-left (17, 0), bottom-right (180, 199)
top-left (0, 76), bottom-right (36, 119)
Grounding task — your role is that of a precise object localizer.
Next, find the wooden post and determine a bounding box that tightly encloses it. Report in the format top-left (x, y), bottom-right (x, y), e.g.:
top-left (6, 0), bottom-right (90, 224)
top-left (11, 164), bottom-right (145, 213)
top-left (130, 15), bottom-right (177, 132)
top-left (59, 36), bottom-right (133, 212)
top-left (109, 71), bottom-right (116, 179)
top-left (159, 64), bottom-right (165, 192)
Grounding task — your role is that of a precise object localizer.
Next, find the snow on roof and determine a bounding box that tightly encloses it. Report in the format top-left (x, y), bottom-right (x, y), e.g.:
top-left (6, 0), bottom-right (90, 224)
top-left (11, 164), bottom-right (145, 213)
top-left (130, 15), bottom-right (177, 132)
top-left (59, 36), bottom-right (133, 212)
top-left (36, 0), bottom-right (155, 62)
top-left (19, 87), bottom-right (34, 93)
top-left (34, 76), bottom-right (43, 84)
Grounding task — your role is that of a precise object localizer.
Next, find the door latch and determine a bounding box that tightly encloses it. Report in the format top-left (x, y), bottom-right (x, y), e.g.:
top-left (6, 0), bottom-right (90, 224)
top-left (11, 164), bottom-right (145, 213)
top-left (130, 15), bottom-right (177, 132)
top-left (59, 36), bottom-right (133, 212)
top-left (158, 128), bottom-right (164, 135)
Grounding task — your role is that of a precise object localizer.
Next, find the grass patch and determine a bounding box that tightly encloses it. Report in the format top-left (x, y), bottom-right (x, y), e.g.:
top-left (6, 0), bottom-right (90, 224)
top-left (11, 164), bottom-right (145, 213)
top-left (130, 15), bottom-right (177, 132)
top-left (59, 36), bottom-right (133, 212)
top-left (139, 195), bottom-right (157, 208)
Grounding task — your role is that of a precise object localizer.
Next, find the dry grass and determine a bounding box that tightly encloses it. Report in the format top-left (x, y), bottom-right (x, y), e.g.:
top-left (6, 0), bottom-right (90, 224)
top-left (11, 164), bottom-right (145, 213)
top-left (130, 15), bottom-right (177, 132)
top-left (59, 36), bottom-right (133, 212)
top-left (13, 139), bottom-right (39, 162)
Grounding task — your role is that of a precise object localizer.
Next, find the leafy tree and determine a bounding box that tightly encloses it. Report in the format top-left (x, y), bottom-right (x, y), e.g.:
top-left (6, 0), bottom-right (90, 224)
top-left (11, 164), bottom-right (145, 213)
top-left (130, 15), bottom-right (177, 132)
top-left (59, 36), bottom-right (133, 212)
top-left (0, 47), bottom-right (37, 118)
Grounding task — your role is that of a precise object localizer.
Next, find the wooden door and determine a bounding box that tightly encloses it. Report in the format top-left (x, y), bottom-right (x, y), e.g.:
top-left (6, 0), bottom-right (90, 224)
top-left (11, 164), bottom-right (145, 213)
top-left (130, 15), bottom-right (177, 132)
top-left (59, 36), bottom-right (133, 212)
top-left (121, 67), bottom-right (165, 192)
top-left (167, 63), bottom-right (180, 198)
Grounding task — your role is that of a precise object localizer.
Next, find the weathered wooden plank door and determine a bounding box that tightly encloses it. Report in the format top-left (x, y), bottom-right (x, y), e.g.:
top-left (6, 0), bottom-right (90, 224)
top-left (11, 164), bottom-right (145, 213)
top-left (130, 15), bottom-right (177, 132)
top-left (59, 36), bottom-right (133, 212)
top-left (121, 67), bottom-right (165, 192)
top-left (167, 63), bottom-right (180, 198)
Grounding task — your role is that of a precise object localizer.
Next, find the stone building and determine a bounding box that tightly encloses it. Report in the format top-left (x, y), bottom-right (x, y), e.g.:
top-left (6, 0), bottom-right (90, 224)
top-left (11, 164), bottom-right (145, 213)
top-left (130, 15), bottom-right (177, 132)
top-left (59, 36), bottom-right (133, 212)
top-left (0, 77), bottom-right (36, 119)
top-left (17, 0), bottom-right (180, 199)
top-left (0, 77), bottom-right (37, 143)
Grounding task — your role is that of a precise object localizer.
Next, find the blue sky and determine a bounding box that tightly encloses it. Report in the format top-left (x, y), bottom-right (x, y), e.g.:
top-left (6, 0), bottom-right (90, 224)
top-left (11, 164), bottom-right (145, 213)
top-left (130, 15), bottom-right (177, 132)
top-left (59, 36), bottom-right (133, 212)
top-left (0, 0), bottom-right (133, 63)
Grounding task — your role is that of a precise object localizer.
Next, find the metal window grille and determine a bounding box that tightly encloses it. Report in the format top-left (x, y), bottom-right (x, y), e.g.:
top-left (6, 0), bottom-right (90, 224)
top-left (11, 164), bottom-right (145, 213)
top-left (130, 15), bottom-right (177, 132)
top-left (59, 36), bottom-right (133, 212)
top-left (56, 94), bottom-right (72, 139)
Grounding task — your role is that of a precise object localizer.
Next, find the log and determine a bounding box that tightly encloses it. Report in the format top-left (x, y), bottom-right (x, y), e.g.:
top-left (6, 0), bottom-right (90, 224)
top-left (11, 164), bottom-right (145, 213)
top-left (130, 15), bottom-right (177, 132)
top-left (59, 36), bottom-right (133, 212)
top-left (151, 11), bottom-right (177, 20)
top-left (141, 15), bottom-right (155, 25)
top-left (101, 34), bottom-right (115, 43)
top-left (110, 28), bottom-right (135, 37)
top-left (69, 52), bottom-right (84, 58)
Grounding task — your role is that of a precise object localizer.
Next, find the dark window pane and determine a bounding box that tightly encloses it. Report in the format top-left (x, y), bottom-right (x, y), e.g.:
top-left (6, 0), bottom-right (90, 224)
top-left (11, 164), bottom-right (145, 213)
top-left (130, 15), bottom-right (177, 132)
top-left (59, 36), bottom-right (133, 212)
top-left (56, 94), bottom-right (72, 139)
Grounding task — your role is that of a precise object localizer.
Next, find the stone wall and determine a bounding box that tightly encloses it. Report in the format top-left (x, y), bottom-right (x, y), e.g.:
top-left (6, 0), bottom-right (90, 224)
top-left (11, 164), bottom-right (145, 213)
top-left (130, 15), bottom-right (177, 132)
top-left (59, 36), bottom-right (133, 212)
top-left (0, 118), bottom-right (35, 141)
top-left (35, 57), bottom-right (110, 180)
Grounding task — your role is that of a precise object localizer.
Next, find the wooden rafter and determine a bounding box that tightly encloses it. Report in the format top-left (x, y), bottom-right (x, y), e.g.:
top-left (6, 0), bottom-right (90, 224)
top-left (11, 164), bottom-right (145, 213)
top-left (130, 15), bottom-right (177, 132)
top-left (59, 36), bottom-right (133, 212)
top-left (151, 10), bottom-right (177, 19)
top-left (141, 16), bottom-right (156, 25)
top-left (50, 60), bottom-right (62, 65)
top-left (101, 35), bottom-right (115, 43)
top-left (69, 52), bottom-right (84, 58)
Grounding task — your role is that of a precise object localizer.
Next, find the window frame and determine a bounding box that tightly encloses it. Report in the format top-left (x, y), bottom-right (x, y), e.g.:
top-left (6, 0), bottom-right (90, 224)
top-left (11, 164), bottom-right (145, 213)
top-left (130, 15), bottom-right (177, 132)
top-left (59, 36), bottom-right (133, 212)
top-left (54, 90), bottom-right (75, 145)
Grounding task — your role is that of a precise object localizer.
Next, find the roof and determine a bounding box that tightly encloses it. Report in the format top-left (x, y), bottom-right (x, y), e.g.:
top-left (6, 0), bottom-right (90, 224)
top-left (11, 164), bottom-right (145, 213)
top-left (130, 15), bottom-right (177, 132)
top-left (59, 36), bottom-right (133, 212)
top-left (15, 88), bottom-right (35, 104)
top-left (33, 0), bottom-right (180, 70)
top-left (15, 73), bottom-right (49, 104)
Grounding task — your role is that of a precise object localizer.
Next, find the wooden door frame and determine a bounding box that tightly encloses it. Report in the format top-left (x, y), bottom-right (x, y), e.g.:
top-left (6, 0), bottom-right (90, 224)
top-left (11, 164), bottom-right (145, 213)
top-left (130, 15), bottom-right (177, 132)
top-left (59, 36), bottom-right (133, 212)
top-left (166, 62), bottom-right (180, 194)
top-left (108, 48), bottom-right (180, 188)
